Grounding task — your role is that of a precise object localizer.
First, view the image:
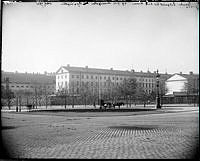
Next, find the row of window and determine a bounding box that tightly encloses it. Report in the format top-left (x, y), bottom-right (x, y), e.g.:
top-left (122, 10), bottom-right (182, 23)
top-left (58, 81), bottom-right (155, 86)
top-left (57, 74), bottom-right (128, 81)
top-left (138, 83), bottom-right (155, 88)
top-left (57, 74), bottom-right (155, 83)
top-left (57, 75), bottom-right (67, 79)
top-left (58, 81), bottom-right (121, 87)
top-left (57, 81), bottom-right (156, 90)
top-left (138, 78), bottom-right (155, 82)
top-left (10, 85), bottom-right (55, 89)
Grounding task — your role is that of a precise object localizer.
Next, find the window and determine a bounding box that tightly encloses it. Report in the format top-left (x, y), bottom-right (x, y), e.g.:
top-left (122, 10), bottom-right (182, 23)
top-left (21, 86), bottom-right (24, 87)
top-left (61, 75), bottom-right (63, 79)
top-left (82, 75), bottom-right (84, 79)
top-left (100, 76), bottom-right (102, 80)
top-left (11, 86), bottom-right (15, 88)
top-left (116, 77), bottom-right (118, 80)
top-left (17, 86), bottom-right (19, 88)
top-left (26, 86), bottom-right (29, 88)
top-left (91, 75), bottom-right (93, 79)
top-left (72, 75), bottom-right (74, 78)
top-left (120, 78), bottom-right (122, 80)
top-left (104, 76), bottom-right (106, 80)
top-left (113, 77), bottom-right (114, 80)
top-left (96, 76), bottom-right (98, 79)
top-left (77, 75), bottom-right (79, 79)
top-left (86, 75), bottom-right (89, 79)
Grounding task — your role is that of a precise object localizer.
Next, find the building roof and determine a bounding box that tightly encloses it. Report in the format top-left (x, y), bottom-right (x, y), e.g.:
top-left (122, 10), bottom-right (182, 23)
top-left (167, 73), bottom-right (199, 81)
top-left (1, 71), bottom-right (56, 84)
top-left (57, 65), bottom-right (172, 78)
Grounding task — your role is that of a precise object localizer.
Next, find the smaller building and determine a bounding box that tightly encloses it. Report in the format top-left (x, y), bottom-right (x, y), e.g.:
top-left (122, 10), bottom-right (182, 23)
top-left (163, 72), bottom-right (199, 104)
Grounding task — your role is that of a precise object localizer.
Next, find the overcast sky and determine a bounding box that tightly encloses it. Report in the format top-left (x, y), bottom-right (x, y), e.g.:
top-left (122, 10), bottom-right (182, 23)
top-left (2, 2), bottom-right (199, 74)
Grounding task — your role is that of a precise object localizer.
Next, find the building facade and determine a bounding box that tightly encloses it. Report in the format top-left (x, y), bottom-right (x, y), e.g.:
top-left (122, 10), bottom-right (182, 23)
top-left (56, 65), bottom-right (171, 97)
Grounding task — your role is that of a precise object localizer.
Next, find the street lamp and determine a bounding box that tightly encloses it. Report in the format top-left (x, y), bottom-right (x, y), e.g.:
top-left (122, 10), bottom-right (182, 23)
top-left (155, 69), bottom-right (161, 109)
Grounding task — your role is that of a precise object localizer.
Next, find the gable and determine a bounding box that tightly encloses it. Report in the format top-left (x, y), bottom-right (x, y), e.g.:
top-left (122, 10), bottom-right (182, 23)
top-left (166, 74), bottom-right (187, 82)
top-left (56, 66), bottom-right (69, 74)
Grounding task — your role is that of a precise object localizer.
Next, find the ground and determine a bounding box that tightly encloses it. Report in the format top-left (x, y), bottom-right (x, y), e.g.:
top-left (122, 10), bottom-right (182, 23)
top-left (1, 105), bottom-right (199, 159)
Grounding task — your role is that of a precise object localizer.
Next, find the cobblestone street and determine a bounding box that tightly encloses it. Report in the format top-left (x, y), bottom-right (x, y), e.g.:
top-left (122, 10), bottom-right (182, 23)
top-left (1, 106), bottom-right (199, 159)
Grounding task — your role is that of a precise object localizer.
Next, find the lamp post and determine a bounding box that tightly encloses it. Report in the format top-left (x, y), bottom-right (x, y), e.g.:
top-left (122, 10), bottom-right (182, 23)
top-left (155, 69), bottom-right (161, 109)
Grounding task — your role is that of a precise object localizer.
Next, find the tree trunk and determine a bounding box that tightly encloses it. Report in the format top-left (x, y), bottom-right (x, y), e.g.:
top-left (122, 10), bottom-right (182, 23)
top-left (19, 96), bottom-right (21, 112)
top-left (46, 95), bottom-right (48, 109)
top-left (16, 97), bottom-right (18, 112)
top-left (125, 96), bottom-right (128, 108)
top-left (85, 96), bottom-right (87, 107)
top-left (65, 96), bottom-right (67, 109)
top-left (129, 96), bottom-right (131, 107)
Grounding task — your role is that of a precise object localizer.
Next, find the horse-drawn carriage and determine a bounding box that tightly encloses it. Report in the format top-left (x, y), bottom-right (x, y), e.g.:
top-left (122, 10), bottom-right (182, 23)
top-left (100, 99), bottom-right (124, 109)
top-left (26, 104), bottom-right (35, 111)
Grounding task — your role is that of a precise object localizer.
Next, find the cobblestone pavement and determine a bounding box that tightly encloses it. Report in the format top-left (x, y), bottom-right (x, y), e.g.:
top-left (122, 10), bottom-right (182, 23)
top-left (1, 107), bottom-right (199, 159)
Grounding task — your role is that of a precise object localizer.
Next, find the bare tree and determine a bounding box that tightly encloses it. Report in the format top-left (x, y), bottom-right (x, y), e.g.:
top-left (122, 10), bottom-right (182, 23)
top-left (117, 78), bottom-right (137, 107)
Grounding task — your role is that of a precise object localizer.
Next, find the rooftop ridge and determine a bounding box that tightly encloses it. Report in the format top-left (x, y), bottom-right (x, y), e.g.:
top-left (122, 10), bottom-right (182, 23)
top-left (62, 65), bottom-right (173, 75)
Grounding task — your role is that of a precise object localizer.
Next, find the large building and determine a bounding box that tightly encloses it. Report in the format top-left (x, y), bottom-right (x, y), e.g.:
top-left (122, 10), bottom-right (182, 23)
top-left (1, 71), bottom-right (56, 95)
top-left (56, 65), bottom-right (171, 97)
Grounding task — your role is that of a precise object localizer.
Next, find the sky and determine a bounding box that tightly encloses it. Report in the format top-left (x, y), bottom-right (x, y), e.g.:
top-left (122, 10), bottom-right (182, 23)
top-left (2, 2), bottom-right (199, 75)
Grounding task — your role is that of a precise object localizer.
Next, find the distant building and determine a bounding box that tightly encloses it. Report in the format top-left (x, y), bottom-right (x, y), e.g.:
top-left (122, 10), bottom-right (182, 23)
top-left (1, 71), bottom-right (56, 95)
top-left (164, 72), bottom-right (199, 104)
top-left (56, 65), bottom-right (171, 97)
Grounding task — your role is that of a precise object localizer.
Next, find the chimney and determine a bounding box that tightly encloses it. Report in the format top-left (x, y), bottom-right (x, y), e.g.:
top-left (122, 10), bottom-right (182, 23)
top-left (180, 72), bottom-right (182, 74)
top-left (85, 66), bottom-right (88, 68)
top-left (67, 64), bottom-right (70, 67)
top-left (189, 71), bottom-right (193, 75)
top-left (110, 68), bottom-right (113, 70)
top-left (140, 70), bottom-right (143, 73)
top-left (131, 69), bottom-right (135, 72)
